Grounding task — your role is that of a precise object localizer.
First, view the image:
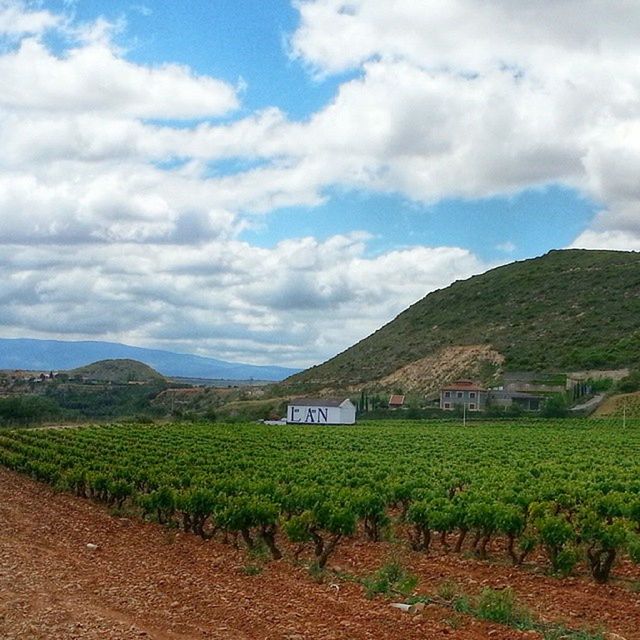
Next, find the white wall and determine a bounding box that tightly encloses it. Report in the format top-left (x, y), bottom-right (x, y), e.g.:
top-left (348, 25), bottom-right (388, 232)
top-left (287, 404), bottom-right (355, 424)
top-left (339, 403), bottom-right (356, 424)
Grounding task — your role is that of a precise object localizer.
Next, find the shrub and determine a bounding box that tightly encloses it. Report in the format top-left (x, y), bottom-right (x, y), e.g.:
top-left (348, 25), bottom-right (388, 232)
top-left (542, 394), bottom-right (569, 418)
top-left (362, 561), bottom-right (417, 598)
top-left (475, 588), bottom-right (532, 626)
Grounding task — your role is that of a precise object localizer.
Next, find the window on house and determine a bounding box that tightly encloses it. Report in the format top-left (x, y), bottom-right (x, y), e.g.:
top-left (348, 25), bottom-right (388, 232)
top-left (470, 392), bottom-right (476, 399)
top-left (444, 403), bottom-right (451, 409)
top-left (456, 391), bottom-right (463, 398)
top-left (444, 391), bottom-right (450, 398)
top-left (469, 403), bottom-right (476, 410)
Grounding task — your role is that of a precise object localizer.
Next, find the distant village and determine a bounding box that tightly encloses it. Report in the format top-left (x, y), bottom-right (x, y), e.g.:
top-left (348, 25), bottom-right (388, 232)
top-left (283, 369), bottom-right (625, 425)
top-left (0, 361), bottom-right (629, 427)
top-left (0, 369), bottom-right (146, 390)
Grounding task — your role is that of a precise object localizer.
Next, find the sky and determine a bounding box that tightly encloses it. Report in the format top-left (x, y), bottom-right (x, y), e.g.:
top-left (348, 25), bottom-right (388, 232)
top-left (0, 0), bottom-right (639, 368)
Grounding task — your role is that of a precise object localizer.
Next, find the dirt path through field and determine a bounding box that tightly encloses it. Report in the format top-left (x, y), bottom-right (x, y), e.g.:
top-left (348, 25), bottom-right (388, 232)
top-left (1, 467), bottom-right (639, 639)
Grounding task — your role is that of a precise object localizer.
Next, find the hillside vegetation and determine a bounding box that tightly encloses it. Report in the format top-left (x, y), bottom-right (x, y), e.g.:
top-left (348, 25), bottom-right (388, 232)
top-left (284, 249), bottom-right (640, 392)
top-left (69, 359), bottom-right (166, 384)
top-left (594, 391), bottom-right (640, 420)
top-left (0, 360), bottom-right (171, 425)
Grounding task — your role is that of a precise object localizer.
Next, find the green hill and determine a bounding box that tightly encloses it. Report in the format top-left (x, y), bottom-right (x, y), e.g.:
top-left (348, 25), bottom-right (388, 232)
top-left (68, 359), bottom-right (167, 384)
top-left (284, 249), bottom-right (640, 393)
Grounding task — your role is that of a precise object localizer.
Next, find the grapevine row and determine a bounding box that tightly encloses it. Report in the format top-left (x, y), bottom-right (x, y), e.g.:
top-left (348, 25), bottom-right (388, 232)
top-left (1, 420), bottom-right (640, 581)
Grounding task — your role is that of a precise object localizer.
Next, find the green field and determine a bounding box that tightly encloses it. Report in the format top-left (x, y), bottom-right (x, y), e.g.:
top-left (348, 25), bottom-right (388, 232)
top-left (2, 419), bottom-right (640, 582)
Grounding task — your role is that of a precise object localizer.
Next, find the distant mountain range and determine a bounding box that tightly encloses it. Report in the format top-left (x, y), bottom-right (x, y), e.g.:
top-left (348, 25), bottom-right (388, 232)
top-left (0, 338), bottom-right (300, 381)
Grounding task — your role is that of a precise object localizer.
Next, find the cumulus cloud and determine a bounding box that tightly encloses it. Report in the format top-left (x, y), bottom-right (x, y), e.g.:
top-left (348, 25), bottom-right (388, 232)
top-left (290, 0), bottom-right (640, 76)
top-left (0, 1), bottom-right (60, 37)
top-left (2, 1), bottom-right (640, 366)
top-left (0, 238), bottom-right (488, 366)
top-left (0, 38), bottom-right (238, 118)
top-left (289, 0), bottom-right (640, 246)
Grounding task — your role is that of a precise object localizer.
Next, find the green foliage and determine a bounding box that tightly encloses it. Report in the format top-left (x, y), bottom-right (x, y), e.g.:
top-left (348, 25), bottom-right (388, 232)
top-left (44, 380), bottom-right (167, 420)
top-left (352, 489), bottom-right (390, 541)
top-left (68, 359), bottom-right (166, 384)
top-left (616, 370), bottom-right (640, 394)
top-left (436, 579), bottom-right (461, 602)
top-left (434, 581), bottom-right (603, 639)
top-left (362, 561), bottom-right (417, 598)
top-left (542, 394), bottom-right (569, 418)
top-left (141, 486), bottom-right (176, 524)
top-left (553, 547), bottom-right (579, 577)
top-left (475, 588), bottom-right (532, 626)
top-left (578, 507), bottom-right (630, 582)
top-left (541, 628), bottom-right (605, 640)
top-left (535, 513), bottom-right (577, 574)
top-left (0, 395), bottom-right (61, 424)
top-left (283, 512), bottom-right (313, 543)
top-left (587, 378), bottom-right (614, 393)
top-left (242, 564), bottom-right (263, 576)
top-left (627, 533), bottom-right (640, 564)
top-left (283, 249), bottom-right (640, 391)
top-left (4, 418), bottom-right (640, 582)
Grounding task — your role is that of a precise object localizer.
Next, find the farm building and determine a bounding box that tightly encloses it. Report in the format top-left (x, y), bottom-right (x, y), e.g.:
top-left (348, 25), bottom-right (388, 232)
top-left (489, 390), bottom-right (545, 412)
top-left (388, 394), bottom-right (405, 409)
top-left (440, 380), bottom-right (488, 411)
top-left (287, 398), bottom-right (356, 424)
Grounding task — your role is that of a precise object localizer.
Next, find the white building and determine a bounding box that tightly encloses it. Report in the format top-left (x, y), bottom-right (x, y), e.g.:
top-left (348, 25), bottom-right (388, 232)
top-left (286, 398), bottom-right (356, 425)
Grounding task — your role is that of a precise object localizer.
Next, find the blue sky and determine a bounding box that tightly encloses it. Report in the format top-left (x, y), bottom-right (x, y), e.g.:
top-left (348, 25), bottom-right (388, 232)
top-left (0, 1), bottom-right (638, 366)
top-left (243, 185), bottom-right (598, 262)
top-left (55, 0), bottom-right (599, 263)
top-left (59, 0), bottom-right (346, 118)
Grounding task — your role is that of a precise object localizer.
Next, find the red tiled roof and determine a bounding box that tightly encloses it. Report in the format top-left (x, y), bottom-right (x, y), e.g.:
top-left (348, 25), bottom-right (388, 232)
top-left (441, 380), bottom-right (487, 392)
top-left (388, 394), bottom-right (405, 406)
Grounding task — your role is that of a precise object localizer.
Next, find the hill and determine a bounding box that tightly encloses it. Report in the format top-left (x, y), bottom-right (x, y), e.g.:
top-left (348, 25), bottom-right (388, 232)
top-left (0, 338), bottom-right (299, 381)
top-left (68, 359), bottom-right (166, 384)
top-left (284, 249), bottom-right (640, 393)
top-left (593, 391), bottom-right (640, 420)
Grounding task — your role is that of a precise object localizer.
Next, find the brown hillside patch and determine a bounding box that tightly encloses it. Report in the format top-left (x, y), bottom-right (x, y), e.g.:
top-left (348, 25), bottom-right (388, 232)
top-left (593, 391), bottom-right (640, 418)
top-left (375, 345), bottom-right (504, 393)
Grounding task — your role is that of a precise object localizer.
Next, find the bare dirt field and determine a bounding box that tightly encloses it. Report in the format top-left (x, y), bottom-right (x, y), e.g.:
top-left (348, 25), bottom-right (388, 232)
top-left (1, 466), bottom-right (639, 640)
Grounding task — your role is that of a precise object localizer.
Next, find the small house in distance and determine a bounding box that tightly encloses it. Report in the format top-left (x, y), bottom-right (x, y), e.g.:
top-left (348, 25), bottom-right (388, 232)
top-left (489, 389), bottom-right (544, 412)
top-left (287, 398), bottom-right (356, 424)
top-left (388, 394), bottom-right (405, 409)
top-left (440, 380), bottom-right (488, 412)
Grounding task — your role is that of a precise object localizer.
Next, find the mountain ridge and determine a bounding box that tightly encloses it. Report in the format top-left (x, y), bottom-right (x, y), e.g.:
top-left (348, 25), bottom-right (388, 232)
top-left (0, 338), bottom-right (299, 381)
top-left (283, 249), bottom-right (640, 393)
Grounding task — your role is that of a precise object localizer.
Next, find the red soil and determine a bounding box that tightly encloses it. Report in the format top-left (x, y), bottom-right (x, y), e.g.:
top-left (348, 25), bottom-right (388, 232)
top-left (1, 467), bottom-right (638, 640)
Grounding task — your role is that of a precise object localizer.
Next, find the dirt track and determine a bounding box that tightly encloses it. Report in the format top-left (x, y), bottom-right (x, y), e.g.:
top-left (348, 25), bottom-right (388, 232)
top-left (1, 467), bottom-right (639, 639)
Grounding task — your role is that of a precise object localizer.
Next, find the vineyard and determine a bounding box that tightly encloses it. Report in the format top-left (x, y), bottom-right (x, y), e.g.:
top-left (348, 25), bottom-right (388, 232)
top-left (2, 419), bottom-right (640, 586)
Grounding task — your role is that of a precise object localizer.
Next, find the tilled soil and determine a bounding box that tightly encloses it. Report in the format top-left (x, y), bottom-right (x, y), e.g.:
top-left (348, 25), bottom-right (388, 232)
top-left (1, 467), bottom-right (638, 640)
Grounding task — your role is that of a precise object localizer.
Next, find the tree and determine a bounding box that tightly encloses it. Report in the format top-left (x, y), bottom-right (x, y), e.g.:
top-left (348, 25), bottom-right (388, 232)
top-left (542, 394), bottom-right (568, 418)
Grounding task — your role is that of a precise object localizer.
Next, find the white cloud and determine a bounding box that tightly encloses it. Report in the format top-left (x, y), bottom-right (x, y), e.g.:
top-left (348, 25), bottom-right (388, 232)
top-left (1, 0), bottom-right (640, 367)
top-left (496, 241), bottom-right (516, 254)
top-left (0, 38), bottom-right (238, 118)
top-left (0, 1), bottom-right (61, 37)
top-left (0, 238), bottom-right (488, 366)
top-left (289, 0), bottom-right (640, 249)
top-left (291, 0), bottom-right (640, 76)
top-left (571, 229), bottom-right (640, 252)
